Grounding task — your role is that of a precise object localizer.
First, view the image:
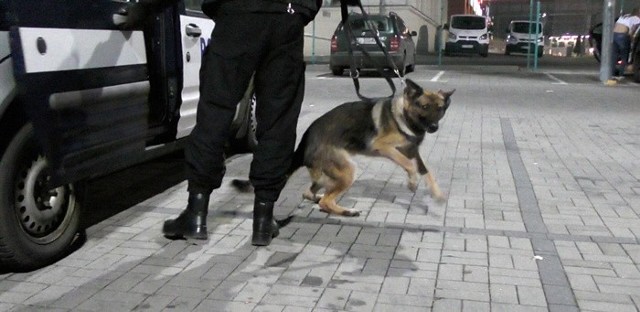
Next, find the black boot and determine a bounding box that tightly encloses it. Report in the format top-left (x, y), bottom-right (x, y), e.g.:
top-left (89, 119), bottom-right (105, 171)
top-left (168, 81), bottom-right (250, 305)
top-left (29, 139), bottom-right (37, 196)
top-left (252, 200), bottom-right (280, 246)
top-left (162, 193), bottom-right (209, 240)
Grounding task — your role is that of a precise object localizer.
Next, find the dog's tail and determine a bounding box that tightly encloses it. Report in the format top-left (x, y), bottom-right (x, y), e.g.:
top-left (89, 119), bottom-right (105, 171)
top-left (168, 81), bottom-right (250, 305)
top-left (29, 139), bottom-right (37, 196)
top-left (230, 130), bottom-right (309, 193)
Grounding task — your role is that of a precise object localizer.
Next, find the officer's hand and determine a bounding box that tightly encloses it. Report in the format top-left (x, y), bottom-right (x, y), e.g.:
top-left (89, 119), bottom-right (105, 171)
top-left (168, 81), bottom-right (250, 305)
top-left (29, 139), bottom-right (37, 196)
top-left (113, 2), bottom-right (152, 30)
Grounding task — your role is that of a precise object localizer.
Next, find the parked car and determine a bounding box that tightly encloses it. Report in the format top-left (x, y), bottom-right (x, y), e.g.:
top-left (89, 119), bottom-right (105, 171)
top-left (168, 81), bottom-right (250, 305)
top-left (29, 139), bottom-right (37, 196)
top-left (589, 21), bottom-right (640, 82)
top-left (504, 20), bottom-right (544, 57)
top-left (444, 14), bottom-right (490, 57)
top-left (0, 0), bottom-right (256, 271)
top-left (330, 12), bottom-right (417, 76)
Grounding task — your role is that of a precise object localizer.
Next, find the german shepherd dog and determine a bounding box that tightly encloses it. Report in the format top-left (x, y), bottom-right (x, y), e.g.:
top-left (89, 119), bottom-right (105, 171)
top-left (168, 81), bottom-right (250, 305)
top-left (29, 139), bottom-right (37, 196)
top-left (234, 79), bottom-right (454, 217)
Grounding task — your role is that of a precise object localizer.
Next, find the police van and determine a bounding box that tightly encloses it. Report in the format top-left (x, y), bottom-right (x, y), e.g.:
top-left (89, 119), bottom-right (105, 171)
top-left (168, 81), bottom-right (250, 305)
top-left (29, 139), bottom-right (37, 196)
top-left (504, 20), bottom-right (544, 57)
top-left (444, 14), bottom-right (490, 57)
top-left (0, 0), bottom-right (256, 271)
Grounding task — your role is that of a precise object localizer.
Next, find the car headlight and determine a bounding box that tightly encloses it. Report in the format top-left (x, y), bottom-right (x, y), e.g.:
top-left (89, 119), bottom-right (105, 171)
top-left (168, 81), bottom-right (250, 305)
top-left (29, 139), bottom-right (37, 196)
top-left (480, 33), bottom-right (488, 40)
top-left (448, 33), bottom-right (457, 40)
top-left (506, 35), bottom-right (517, 43)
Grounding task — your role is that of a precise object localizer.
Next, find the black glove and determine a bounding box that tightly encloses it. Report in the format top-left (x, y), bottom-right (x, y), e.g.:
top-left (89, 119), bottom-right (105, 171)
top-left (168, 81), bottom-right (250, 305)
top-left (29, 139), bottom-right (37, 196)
top-left (115, 2), bottom-right (153, 30)
top-left (342, 0), bottom-right (361, 5)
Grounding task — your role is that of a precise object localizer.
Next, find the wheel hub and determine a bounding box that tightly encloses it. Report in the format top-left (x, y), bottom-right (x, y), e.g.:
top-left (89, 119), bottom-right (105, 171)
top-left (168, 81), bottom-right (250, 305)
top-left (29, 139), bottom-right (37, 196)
top-left (14, 155), bottom-right (73, 242)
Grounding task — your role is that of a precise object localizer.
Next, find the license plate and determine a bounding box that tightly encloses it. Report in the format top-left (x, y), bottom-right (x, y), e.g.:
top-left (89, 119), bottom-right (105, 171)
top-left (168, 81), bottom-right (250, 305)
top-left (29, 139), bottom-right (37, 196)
top-left (357, 37), bottom-right (376, 45)
top-left (462, 44), bottom-right (473, 48)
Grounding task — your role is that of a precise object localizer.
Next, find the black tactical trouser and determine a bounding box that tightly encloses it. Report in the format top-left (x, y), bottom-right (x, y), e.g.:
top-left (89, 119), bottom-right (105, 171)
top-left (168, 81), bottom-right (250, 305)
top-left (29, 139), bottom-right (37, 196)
top-left (186, 12), bottom-right (305, 202)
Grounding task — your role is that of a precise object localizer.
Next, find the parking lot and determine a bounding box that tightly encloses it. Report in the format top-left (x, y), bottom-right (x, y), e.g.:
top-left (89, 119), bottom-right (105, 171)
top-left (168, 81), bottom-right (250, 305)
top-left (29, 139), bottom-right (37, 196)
top-left (1, 56), bottom-right (640, 312)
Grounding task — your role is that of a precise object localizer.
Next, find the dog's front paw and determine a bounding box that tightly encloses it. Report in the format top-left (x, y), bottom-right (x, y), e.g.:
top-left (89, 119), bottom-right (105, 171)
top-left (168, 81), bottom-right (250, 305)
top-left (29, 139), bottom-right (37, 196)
top-left (433, 192), bottom-right (447, 203)
top-left (408, 178), bottom-right (418, 192)
top-left (343, 209), bottom-right (361, 217)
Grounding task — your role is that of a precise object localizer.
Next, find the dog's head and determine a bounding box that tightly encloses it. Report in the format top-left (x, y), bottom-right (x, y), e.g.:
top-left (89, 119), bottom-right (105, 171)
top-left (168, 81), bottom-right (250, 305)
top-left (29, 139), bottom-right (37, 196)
top-left (403, 79), bottom-right (455, 134)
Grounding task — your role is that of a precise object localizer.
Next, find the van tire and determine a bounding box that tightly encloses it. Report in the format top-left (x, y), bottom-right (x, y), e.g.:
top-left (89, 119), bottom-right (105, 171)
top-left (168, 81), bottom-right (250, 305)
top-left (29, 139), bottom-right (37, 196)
top-left (633, 49), bottom-right (640, 83)
top-left (331, 66), bottom-right (343, 76)
top-left (0, 124), bottom-right (82, 272)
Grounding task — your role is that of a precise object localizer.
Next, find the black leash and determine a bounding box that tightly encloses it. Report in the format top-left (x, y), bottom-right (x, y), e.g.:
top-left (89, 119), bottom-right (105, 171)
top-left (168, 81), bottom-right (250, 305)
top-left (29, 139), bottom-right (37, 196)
top-left (340, 0), bottom-right (402, 101)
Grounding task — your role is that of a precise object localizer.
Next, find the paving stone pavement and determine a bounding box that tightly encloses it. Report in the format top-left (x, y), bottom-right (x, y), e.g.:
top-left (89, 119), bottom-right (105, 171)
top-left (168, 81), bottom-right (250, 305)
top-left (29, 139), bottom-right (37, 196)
top-left (1, 65), bottom-right (640, 312)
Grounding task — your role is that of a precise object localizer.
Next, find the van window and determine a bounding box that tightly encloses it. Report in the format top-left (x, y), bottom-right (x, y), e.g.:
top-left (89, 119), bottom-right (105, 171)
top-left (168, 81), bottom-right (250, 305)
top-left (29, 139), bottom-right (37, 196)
top-left (451, 16), bottom-right (486, 30)
top-left (512, 22), bottom-right (542, 33)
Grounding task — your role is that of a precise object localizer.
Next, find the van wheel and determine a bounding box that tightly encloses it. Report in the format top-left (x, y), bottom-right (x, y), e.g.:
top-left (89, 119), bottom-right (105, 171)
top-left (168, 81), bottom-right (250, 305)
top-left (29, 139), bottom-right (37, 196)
top-left (633, 51), bottom-right (640, 83)
top-left (331, 66), bottom-right (343, 76)
top-left (245, 93), bottom-right (258, 151)
top-left (0, 124), bottom-right (82, 272)
top-left (228, 79), bottom-right (258, 154)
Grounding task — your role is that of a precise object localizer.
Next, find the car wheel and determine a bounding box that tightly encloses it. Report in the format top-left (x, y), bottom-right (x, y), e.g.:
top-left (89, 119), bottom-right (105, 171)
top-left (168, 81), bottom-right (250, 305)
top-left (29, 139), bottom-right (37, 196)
top-left (0, 124), bottom-right (82, 272)
top-left (633, 50), bottom-right (640, 83)
top-left (405, 53), bottom-right (416, 73)
top-left (246, 93), bottom-right (258, 150)
top-left (406, 63), bottom-right (415, 73)
top-left (331, 66), bottom-right (343, 76)
top-left (228, 82), bottom-right (258, 154)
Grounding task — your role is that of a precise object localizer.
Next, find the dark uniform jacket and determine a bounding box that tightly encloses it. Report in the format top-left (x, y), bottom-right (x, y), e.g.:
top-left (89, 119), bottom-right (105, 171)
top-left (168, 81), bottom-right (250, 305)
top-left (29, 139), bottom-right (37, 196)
top-left (202, 0), bottom-right (322, 24)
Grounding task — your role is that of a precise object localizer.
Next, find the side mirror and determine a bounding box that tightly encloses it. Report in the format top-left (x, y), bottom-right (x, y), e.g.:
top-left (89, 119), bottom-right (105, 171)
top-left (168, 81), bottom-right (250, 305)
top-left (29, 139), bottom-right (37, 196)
top-left (443, 23), bottom-right (449, 30)
top-left (410, 30), bottom-right (417, 36)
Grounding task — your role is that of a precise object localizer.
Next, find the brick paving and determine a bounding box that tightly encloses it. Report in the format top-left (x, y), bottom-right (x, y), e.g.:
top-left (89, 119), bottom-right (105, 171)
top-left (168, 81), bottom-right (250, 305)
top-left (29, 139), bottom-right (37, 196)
top-left (1, 63), bottom-right (640, 311)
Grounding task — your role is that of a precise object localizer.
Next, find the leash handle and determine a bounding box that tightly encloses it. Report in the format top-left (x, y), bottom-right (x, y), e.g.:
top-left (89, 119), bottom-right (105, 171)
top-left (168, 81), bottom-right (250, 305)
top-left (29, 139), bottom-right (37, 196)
top-left (340, 0), bottom-right (398, 101)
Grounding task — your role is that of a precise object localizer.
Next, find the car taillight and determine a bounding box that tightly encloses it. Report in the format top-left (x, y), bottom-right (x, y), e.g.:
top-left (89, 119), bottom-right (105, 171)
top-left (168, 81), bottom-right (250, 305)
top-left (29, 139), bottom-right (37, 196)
top-left (331, 35), bottom-right (338, 53)
top-left (389, 36), bottom-right (400, 52)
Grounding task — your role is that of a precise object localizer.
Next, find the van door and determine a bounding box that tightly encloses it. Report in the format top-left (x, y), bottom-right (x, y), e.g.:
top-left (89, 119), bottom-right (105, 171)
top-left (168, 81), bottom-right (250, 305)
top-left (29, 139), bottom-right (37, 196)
top-left (7, 0), bottom-right (150, 186)
top-left (176, 4), bottom-right (214, 139)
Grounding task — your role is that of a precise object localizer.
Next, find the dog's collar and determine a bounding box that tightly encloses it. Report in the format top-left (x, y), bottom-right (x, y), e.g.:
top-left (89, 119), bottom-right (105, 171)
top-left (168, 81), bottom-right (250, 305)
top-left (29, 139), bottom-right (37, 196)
top-left (391, 97), bottom-right (418, 138)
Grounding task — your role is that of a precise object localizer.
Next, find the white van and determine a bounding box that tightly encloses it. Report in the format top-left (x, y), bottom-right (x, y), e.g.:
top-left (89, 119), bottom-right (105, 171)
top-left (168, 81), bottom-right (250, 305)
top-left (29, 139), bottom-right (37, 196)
top-left (0, 0), bottom-right (256, 271)
top-left (444, 14), bottom-right (489, 57)
top-left (505, 20), bottom-right (544, 57)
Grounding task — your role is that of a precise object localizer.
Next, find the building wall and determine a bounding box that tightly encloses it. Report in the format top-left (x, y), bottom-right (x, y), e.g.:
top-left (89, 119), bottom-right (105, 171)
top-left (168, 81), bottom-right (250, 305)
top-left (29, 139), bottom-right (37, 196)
top-left (489, 0), bottom-right (640, 38)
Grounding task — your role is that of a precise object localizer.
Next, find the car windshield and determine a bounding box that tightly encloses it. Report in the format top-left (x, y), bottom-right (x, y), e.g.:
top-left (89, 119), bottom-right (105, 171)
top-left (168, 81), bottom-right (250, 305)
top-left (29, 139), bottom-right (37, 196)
top-left (451, 16), bottom-right (486, 30)
top-left (346, 16), bottom-right (392, 33)
top-left (512, 22), bottom-right (542, 33)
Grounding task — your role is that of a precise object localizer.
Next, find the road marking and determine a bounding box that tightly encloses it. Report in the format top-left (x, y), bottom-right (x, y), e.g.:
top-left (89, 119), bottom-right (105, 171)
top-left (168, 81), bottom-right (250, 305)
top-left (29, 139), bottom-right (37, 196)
top-left (545, 73), bottom-right (568, 85)
top-left (431, 70), bottom-right (445, 82)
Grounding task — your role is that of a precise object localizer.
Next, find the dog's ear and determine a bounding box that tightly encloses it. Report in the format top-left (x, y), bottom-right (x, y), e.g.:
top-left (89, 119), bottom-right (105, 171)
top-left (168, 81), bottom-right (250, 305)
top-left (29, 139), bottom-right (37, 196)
top-left (438, 89), bottom-right (455, 100)
top-left (438, 89), bottom-right (455, 109)
top-left (404, 79), bottom-right (423, 99)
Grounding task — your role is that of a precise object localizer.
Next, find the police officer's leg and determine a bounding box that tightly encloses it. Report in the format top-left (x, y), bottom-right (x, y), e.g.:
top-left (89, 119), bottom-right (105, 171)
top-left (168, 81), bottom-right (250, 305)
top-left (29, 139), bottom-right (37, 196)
top-left (163, 14), bottom-right (266, 240)
top-left (250, 14), bottom-right (306, 246)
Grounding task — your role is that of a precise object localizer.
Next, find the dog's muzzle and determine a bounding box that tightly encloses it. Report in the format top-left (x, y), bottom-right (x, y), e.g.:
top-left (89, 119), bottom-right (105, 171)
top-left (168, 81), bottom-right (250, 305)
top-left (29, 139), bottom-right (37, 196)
top-left (426, 123), bottom-right (439, 133)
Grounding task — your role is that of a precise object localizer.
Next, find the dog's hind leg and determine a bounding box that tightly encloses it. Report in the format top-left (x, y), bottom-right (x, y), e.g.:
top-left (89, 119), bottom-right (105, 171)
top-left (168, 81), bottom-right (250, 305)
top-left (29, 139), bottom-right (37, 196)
top-left (317, 161), bottom-right (360, 217)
